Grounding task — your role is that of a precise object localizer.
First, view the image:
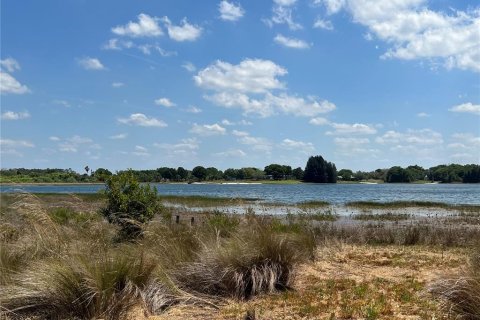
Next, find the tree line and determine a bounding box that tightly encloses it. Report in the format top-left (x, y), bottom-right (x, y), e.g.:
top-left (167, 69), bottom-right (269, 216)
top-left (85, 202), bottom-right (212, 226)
top-left (1, 158), bottom-right (479, 183)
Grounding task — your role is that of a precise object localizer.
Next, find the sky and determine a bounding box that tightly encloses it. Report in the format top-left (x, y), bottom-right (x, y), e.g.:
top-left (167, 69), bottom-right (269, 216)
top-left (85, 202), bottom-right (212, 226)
top-left (1, 0), bottom-right (479, 172)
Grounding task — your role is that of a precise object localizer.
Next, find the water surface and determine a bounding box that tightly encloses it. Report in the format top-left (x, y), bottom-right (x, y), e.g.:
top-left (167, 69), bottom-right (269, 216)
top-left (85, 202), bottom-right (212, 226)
top-left (1, 183), bottom-right (478, 205)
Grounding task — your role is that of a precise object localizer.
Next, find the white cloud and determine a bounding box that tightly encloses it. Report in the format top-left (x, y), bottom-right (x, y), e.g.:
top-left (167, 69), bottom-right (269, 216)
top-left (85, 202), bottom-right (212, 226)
top-left (0, 58), bottom-right (20, 72)
top-left (195, 59), bottom-right (287, 93)
top-left (118, 113), bottom-right (167, 127)
top-left (186, 106), bottom-right (202, 113)
top-left (376, 128), bottom-right (443, 145)
top-left (0, 71), bottom-right (29, 95)
top-left (417, 112), bottom-right (430, 117)
top-left (190, 123), bottom-right (226, 136)
top-left (326, 122), bottom-right (377, 135)
top-left (154, 138), bottom-right (199, 156)
top-left (56, 135), bottom-right (97, 153)
top-left (154, 97), bottom-right (176, 107)
top-left (112, 13), bottom-right (163, 37)
top-left (274, 34), bottom-right (310, 49)
top-left (182, 62), bottom-right (196, 72)
top-left (326, 0), bottom-right (480, 72)
top-left (274, 0), bottom-right (297, 6)
top-left (219, 1), bottom-right (245, 21)
top-left (137, 44), bottom-right (176, 56)
top-left (232, 130), bottom-right (249, 137)
top-left (162, 17), bottom-right (202, 42)
top-left (280, 138), bottom-right (315, 154)
top-left (109, 133), bottom-right (128, 140)
top-left (265, 3), bottom-right (302, 30)
top-left (206, 92), bottom-right (335, 118)
top-left (222, 119), bottom-right (253, 126)
top-left (313, 18), bottom-right (334, 30)
top-left (315, 0), bottom-right (346, 15)
top-left (112, 82), bottom-right (125, 88)
top-left (197, 58), bottom-right (336, 118)
top-left (334, 137), bottom-right (370, 147)
top-left (1, 111), bottom-right (30, 120)
top-left (237, 134), bottom-right (273, 153)
top-left (449, 102), bottom-right (480, 115)
top-left (0, 139), bottom-right (34, 148)
top-left (135, 145), bottom-right (148, 152)
top-left (78, 57), bottom-right (105, 70)
top-left (309, 117), bottom-right (330, 125)
top-left (49, 136), bottom-right (60, 141)
top-left (103, 38), bottom-right (134, 50)
top-left (132, 145), bottom-right (150, 157)
top-left (215, 149), bottom-right (247, 157)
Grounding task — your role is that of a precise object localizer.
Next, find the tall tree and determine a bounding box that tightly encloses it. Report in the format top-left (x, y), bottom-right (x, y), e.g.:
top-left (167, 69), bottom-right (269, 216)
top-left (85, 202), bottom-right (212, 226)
top-left (303, 155), bottom-right (337, 183)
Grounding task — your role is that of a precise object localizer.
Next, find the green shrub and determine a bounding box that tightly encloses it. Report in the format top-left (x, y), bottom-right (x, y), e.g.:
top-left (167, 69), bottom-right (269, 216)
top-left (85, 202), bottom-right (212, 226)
top-left (101, 171), bottom-right (162, 239)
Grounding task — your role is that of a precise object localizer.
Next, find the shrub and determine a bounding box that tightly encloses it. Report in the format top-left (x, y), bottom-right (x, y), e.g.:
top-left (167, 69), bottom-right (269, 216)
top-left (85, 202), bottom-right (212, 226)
top-left (177, 221), bottom-right (316, 299)
top-left (101, 170), bottom-right (162, 239)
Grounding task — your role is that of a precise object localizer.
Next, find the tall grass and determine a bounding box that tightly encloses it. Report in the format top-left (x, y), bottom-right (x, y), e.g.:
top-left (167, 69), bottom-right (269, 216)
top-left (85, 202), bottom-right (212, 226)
top-left (429, 245), bottom-right (480, 319)
top-left (1, 249), bottom-right (173, 319)
top-left (177, 219), bottom-right (316, 299)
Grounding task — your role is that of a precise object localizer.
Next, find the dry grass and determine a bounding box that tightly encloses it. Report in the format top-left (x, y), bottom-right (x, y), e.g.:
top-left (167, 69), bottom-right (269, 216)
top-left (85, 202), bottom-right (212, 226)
top-left (429, 245), bottom-right (480, 319)
top-left (1, 193), bottom-right (479, 319)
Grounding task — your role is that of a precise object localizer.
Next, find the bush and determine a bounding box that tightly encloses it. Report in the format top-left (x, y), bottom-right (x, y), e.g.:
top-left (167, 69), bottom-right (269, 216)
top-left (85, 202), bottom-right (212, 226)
top-left (0, 249), bottom-right (173, 320)
top-left (101, 171), bottom-right (162, 239)
top-left (177, 220), bottom-right (316, 299)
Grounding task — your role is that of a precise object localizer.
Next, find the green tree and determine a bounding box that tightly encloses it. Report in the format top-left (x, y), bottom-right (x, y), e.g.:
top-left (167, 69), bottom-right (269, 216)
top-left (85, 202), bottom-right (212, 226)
top-left (385, 166), bottom-right (411, 183)
top-left (101, 170), bottom-right (161, 240)
top-left (338, 169), bottom-right (353, 181)
top-left (303, 155), bottom-right (337, 183)
top-left (94, 168), bottom-right (112, 182)
top-left (264, 164), bottom-right (287, 180)
top-left (292, 167), bottom-right (304, 180)
top-left (192, 166), bottom-right (207, 181)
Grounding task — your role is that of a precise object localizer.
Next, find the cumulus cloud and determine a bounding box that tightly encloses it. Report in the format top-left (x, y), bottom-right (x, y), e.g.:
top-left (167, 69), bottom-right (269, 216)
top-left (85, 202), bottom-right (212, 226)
top-left (219, 1), bottom-right (245, 21)
top-left (326, 122), bottom-right (377, 135)
top-left (196, 58), bottom-right (336, 118)
top-left (190, 123), bottom-right (226, 136)
top-left (154, 138), bottom-right (199, 157)
top-left (162, 17), bottom-right (202, 42)
top-left (274, 34), bottom-right (311, 49)
top-left (313, 18), bottom-right (334, 30)
top-left (112, 13), bottom-right (163, 37)
top-left (118, 113), bottom-right (167, 127)
top-left (449, 102), bottom-right (480, 115)
top-left (1, 111), bottom-right (30, 120)
top-left (0, 139), bottom-right (35, 148)
top-left (376, 128), bottom-right (443, 145)
top-left (0, 59), bottom-right (29, 95)
top-left (279, 138), bottom-right (315, 154)
top-left (237, 134), bottom-right (273, 153)
top-left (265, 2), bottom-right (302, 30)
top-left (155, 97), bottom-right (176, 107)
top-left (0, 58), bottom-right (21, 72)
top-left (322, 0), bottom-right (480, 72)
top-left (215, 149), bottom-right (247, 157)
top-left (195, 59), bottom-right (287, 93)
top-left (309, 117), bottom-right (330, 125)
top-left (78, 57), bottom-right (105, 70)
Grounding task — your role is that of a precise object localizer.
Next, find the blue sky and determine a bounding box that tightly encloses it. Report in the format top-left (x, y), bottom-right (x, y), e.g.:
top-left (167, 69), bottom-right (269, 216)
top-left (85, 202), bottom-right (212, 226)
top-left (1, 0), bottom-right (479, 172)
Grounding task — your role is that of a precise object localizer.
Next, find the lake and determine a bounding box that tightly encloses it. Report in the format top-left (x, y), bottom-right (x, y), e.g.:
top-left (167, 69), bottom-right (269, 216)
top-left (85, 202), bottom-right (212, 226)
top-left (1, 183), bottom-right (479, 205)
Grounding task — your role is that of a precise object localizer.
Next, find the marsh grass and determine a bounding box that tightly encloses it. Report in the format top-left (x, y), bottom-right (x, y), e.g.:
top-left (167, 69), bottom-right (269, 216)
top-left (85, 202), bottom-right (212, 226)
top-left (429, 245), bottom-right (480, 319)
top-left (347, 201), bottom-right (480, 212)
top-left (352, 212), bottom-right (411, 221)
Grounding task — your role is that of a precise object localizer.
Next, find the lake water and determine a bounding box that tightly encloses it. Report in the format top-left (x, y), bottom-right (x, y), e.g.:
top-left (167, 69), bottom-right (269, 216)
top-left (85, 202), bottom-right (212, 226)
top-left (1, 183), bottom-right (479, 205)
